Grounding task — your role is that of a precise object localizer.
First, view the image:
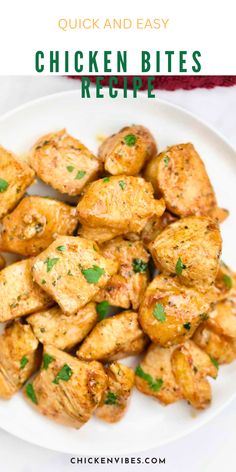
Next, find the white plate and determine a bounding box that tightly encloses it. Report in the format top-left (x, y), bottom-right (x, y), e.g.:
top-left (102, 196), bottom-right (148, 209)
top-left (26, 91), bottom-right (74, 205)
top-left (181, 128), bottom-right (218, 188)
top-left (0, 89), bottom-right (236, 455)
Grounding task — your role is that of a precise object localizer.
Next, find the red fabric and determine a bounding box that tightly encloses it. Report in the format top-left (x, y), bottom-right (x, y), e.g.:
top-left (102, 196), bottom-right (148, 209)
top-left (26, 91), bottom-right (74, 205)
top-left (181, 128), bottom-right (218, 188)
top-left (69, 76), bottom-right (236, 91)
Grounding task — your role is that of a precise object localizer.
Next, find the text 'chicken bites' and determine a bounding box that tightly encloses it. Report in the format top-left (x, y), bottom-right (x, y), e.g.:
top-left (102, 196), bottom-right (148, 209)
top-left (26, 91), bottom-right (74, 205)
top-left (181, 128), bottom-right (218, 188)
top-left (29, 129), bottom-right (102, 196)
top-left (0, 145), bottom-right (35, 219)
top-left (0, 321), bottom-right (40, 399)
top-left (32, 236), bottom-right (118, 315)
top-left (0, 258), bottom-right (53, 323)
top-left (98, 125), bottom-right (157, 176)
top-left (149, 216), bottom-right (222, 289)
top-left (95, 238), bottom-right (150, 310)
top-left (77, 176), bottom-right (165, 237)
top-left (27, 302), bottom-right (98, 351)
top-left (0, 196), bottom-right (79, 256)
top-left (139, 274), bottom-right (210, 346)
top-left (96, 362), bottom-right (135, 423)
top-left (77, 311), bottom-right (148, 362)
top-left (144, 143), bottom-right (227, 221)
top-left (25, 345), bottom-right (107, 428)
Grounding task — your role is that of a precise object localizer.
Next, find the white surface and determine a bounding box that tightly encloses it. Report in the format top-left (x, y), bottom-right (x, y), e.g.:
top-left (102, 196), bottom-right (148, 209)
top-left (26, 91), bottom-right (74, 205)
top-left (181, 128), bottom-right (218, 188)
top-left (0, 77), bottom-right (236, 471)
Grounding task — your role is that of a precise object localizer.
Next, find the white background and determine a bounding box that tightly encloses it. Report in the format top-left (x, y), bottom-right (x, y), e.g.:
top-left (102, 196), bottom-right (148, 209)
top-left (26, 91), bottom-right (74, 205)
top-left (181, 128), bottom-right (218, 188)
top-left (0, 76), bottom-right (236, 471)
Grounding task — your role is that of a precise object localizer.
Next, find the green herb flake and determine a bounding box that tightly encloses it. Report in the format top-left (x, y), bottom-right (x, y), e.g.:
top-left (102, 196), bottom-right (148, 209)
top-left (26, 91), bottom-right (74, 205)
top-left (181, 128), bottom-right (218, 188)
top-left (41, 279), bottom-right (46, 285)
top-left (223, 274), bottom-right (233, 289)
top-left (67, 270), bottom-right (73, 276)
top-left (132, 258), bottom-right (148, 273)
top-left (53, 364), bottom-right (73, 384)
top-left (0, 178), bottom-right (9, 193)
top-left (20, 356), bottom-right (29, 369)
top-left (96, 301), bottom-right (110, 320)
top-left (103, 177), bottom-right (110, 183)
top-left (183, 322), bottom-right (191, 331)
top-left (43, 353), bottom-right (55, 370)
top-left (135, 365), bottom-right (163, 392)
top-left (209, 356), bottom-right (219, 370)
top-left (119, 180), bottom-right (126, 190)
top-left (175, 257), bottom-right (186, 276)
top-left (26, 383), bottom-right (38, 404)
top-left (56, 245), bottom-right (66, 252)
top-left (44, 257), bottom-right (59, 273)
top-left (163, 156), bottom-right (170, 167)
top-left (104, 391), bottom-right (118, 405)
top-left (153, 303), bottom-right (166, 322)
top-left (124, 134), bottom-right (137, 146)
top-left (81, 265), bottom-right (105, 284)
top-left (75, 170), bottom-right (86, 180)
top-left (200, 313), bottom-right (209, 321)
top-left (67, 165), bottom-right (75, 172)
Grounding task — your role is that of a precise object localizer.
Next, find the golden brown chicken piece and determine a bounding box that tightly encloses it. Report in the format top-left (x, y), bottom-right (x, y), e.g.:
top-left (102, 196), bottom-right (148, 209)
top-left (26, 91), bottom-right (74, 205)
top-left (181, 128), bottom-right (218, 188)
top-left (98, 125), bottom-right (157, 176)
top-left (139, 275), bottom-right (210, 346)
top-left (0, 258), bottom-right (53, 323)
top-left (77, 176), bottom-right (165, 236)
top-left (96, 362), bottom-right (135, 423)
top-left (95, 238), bottom-right (150, 310)
top-left (77, 225), bottom-right (122, 244)
top-left (0, 145), bottom-right (35, 219)
top-left (144, 143), bottom-right (225, 220)
top-left (32, 236), bottom-right (118, 315)
top-left (0, 196), bottom-right (79, 256)
top-left (149, 216), bottom-right (222, 289)
top-left (29, 129), bottom-right (102, 196)
top-left (0, 321), bottom-right (40, 399)
top-left (24, 345), bottom-right (107, 428)
top-left (77, 311), bottom-right (148, 361)
top-left (135, 344), bottom-right (183, 404)
top-left (193, 323), bottom-right (236, 365)
top-left (140, 211), bottom-right (177, 247)
top-left (171, 340), bottom-right (218, 409)
top-left (207, 299), bottom-right (236, 338)
top-left (0, 254), bottom-right (6, 270)
top-left (27, 302), bottom-right (98, 351)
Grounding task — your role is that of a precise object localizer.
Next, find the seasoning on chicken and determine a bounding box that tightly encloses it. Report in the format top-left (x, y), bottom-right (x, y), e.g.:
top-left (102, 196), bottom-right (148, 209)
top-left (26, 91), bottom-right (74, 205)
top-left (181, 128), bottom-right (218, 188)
top-left (193, 322), bottom-right (236, 365)
top-left (27, 302), bottom-right (98, 351)
top-left (32, 236), bottom-right (118, 315)
top-left (24, 345), bottom-right (107, 428)
top-left (98, 125), bottom-right (157, 176)
top-left (29, 129), bottom-right (102, 196)
top-left (0, 258), bottom-right (53, 323)
top-left (0, 321), bottom-right (40, 399)
top-left (149, 216), bottom-right (222, 289)
top-left (0, 196), bottom-right (79, 256)
top-left (0, 145), bottom-right (35, 219)
top-left (96, 362), bottom-right (135, 423)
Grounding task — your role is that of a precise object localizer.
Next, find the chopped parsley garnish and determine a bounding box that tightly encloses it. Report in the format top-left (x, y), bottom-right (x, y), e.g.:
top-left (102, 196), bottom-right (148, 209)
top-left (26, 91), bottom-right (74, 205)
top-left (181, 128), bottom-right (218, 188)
top-left (20, 356), bottom-right (29, 369)
top-left (56, 245), bottom-right (66, 252)
top-left (45, 257), bottom-right (59, 272)
top-left (81, 265), bottom-right (105, 284)
top-left (104, 391), bottom-right (118, 405)
top-left (67, 270), bottom-right (73, 276)
top-left (163, 156), bottom-right (170, 167)
top-left (103, 177), bottom-right (110, 183)
top-left (67, 165), bottom-right (75, 172)
top-left (96, 301), bottom-right (110, 320)
top-left (53, 364), bottom-right (73, 384)
top-left (223, 274), bottom-right (233, 289)
top-left (119, 180), bottom-right (126, 190)
top-left (43, 353), bottom-right (54, 370)
top-left (209, 356), bottom-right (219, 370)
top-left (132, 258), bottom-right (148, 273)
top-left (153, 303), bottom-right (166, 322)
top-left (0, 178), bottom-right (9, 193)
top-left (200, 313), bottom-right (209, 321)
top-left (124, 134), bottom-right (137, 146)
top-left (75, 170), bottom-right (86, 180)
top-left (41, 279), bottom-right (46, 285)
top-left (26, 383), bottom-right (38, 404)
top-left (183, 322), bottom-right (191, 331)
top-left (175, 257), bottom-right (186, 276)
top-left (135, 365), bottom-right (163, 392)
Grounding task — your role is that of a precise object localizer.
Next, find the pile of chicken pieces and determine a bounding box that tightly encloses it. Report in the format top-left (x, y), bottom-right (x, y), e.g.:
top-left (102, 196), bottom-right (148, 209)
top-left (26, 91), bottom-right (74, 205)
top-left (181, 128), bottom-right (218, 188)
top-left (0, 124), bottom-right (235, 429)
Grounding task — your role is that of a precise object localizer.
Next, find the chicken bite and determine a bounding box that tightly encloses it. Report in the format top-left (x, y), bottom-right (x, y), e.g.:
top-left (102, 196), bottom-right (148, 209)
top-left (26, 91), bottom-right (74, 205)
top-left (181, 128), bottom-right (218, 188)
top-left (207, 298), bottom-right (236, 338)
top-left (0, 258), bottom-right (53, 323)
top-left (0, 145), bottom-right (35, 219)
top-left (0, 321), bottom-right (40, 399)
top-left (77, 175), bottom-right (165, 235)
top-left (98, 125), bottom-right (157, 176)
top-left (32, 236), bottom-right (118, 315)
top-left (27, 302), bottom-right (98, 351)
top-left (149, 216), bottom-right (222, 289)
top-left (95, 238), bottom-right (150, 309)
top-left (139, 275), bottom-right (210, 347)
top-left (0, 196), bottom-right (79, 256)
top-left (135, 344), bottom-right (182, 404)
top-left (29, 129), bottom-right (102, 196)
top-left (24, 345), bottom-right (107, 428)
top-left (77, 225), bottom-right (122, 244)
top-left (140, 211), bottom-right (177, 247)
top-left (193, 323), bottom-right (236, 365)
top-left (96, 362), bottom-right (134, 423)
top-left (77, 311), bottom-right (148, 361)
